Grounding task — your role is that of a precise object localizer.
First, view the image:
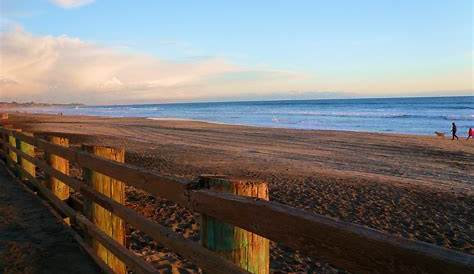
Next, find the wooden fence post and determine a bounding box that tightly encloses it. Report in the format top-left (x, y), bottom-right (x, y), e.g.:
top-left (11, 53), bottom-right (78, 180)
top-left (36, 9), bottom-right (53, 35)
top-left (19, 132), bottom-right (35, 180)
top-left (7, 129), bottom-right (21, 174)
top-left (46, 136), bottom-right (70, 201)
top-left (82, 145), bottom-right (126, 274)
top-left (199, 175), bottom-right (270, 274)
top-left (0, 127), bottom-right (8, 160)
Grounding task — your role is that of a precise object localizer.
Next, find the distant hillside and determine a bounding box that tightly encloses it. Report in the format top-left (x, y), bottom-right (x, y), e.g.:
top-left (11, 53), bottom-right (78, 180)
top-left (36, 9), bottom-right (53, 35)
top-left (0, 102), bottom-right (85, 108)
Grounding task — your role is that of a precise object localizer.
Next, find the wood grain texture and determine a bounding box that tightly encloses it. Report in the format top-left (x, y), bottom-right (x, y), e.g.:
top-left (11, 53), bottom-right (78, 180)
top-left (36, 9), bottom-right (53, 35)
top-left (1, 129), bottom-right (473, 274)
top-left (19, 132), bottom-right (35, 179)
top-left (200, 176), bottom-right (270, 274)
top-left (82, 145), bottom-right (126, 274)
top-left (2, 129), bottom-right (189, 205)
top-left (1, 142), bottom-right (249, 274)
top-left (0, 158), bottom-right (157, 274)
top-left (46, 136), bottom-right (70, 201)
top-left (7, 129), bottom-right (21, 173)
top-left (76, 178), bottom-right (250, 274)
top-left (190, 189), bottom-right (474, 274)
top-left (8, 134), bottom-right (17, 167)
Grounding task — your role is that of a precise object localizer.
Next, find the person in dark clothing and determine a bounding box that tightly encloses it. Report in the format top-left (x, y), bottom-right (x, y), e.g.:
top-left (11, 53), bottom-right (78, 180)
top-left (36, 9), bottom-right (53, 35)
top-left (451, 122), bottom-right (459, 140)
top-left (467, 127), bottom-right (473, 140)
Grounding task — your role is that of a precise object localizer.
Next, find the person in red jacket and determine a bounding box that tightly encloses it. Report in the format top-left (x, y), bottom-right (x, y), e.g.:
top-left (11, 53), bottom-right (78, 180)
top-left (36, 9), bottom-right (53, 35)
top-left (467, 127), bottom-right (473, 140)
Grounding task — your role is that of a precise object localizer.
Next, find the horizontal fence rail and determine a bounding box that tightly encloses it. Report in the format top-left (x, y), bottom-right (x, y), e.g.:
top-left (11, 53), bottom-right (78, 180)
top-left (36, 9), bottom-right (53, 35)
top-left (0, 126), bottom-right (473, 274)
top-left (0, 130), bottom-right (247, 274)
top-left (2, 143), bottom-right (248, 274)
top-left (0, 147), bottom-right (117, 274)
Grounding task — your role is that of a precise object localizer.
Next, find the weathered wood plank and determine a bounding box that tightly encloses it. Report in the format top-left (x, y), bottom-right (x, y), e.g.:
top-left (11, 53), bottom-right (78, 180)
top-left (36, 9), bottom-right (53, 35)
top-left (46, 136), bottom-right (70, 201)
top-left (1, 128), bottom-right (189, 204)
top-left (200, 176), bottom-right (269, 274)
top-left (189, 190), bottom-right (474, 274)
top-left (1, 131), bottom-right (473, 274)
top-left (0, 126), bottom-right (12, 159)
top-left (78, 179), bottom-right (250, 274)
top-left (0, 157), bottom-right (114, 274)
top-left (19, 132), bottom-right (35, 180)
top-left (1, 142), bottom-right (248, 274)
top-left (1, 157), bottom-right (158, 274)
top-left (7, 130), bottom-right (20, 172)
top-left (82, 145), bottom-right (126, 274)
top-left (70, 231), bottom-right (116, 274)
top-left (76, 214), bottom-right (157, 274)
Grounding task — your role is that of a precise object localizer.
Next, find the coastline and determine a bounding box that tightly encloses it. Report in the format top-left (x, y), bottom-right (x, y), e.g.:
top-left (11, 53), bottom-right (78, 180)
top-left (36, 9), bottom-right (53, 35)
top-left (2, 112), bottom-right (473, 272)
top-left (146, 117), bottom-right (442, 137)
top-left (8, 108), bottom-right (474, 137)
top-left (5, 112), bottom-right (474, 191)
top-left (6, 95), bottom-right (473, 136)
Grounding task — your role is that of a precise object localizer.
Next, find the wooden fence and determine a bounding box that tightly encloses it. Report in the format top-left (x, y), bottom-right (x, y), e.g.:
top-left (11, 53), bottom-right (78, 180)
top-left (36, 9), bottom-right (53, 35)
top-left (0, 125), bottom-right (473, 274)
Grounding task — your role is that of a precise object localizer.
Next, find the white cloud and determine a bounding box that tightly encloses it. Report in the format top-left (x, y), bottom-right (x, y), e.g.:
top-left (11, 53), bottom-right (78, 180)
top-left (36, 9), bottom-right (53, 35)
top-left (50, 0), bottom-right (95, 9)
top-left (1, 27), bottom-right (471, 104)
top-left (0, 27), bottom-right (311, 104)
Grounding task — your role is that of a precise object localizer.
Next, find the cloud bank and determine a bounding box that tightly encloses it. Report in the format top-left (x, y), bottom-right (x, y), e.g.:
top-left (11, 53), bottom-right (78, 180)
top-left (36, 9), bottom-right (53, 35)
top-left (50, 0), bottom-right (95, 9)
top-left (0, 28), bottom-right (311, 104)
top-left (1, 27), bottom-right (471, 104)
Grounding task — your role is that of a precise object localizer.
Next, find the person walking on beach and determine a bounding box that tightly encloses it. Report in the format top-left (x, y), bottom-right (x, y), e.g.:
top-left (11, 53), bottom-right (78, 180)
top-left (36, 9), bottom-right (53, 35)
top-left (467, 127), bottom-right (473, 140)
top-left (451, 122), bottom-right (459, 140)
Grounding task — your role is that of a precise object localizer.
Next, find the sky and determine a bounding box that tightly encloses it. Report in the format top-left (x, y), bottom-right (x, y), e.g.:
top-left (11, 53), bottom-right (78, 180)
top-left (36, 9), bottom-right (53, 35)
top-left (0, 0), bottom-right (472, 104)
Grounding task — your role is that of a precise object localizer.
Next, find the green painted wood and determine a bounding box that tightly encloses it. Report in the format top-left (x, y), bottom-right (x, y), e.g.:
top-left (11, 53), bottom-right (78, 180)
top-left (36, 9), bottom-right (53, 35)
top-left (200, 176), bottom-right (270, 274)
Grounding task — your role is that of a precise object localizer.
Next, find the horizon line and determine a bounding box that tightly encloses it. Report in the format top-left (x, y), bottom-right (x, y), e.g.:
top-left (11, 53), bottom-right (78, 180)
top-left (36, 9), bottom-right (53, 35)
top-left (4, 94), bottom-right (473, 107)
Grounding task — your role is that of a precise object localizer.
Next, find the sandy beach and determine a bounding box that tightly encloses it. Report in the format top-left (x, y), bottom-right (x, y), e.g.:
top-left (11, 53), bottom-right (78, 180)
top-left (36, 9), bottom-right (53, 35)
top-left (4, 113), bottom-right (474, 273)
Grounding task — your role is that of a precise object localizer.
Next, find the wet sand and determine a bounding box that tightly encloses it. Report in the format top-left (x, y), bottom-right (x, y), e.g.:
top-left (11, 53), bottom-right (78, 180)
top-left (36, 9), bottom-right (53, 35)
top-left (5, 113), bottom-right (474, 273)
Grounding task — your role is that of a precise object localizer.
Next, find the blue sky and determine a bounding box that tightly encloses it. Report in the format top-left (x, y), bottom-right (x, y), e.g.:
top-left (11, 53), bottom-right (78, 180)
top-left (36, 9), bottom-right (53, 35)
top-left (1, 0), bottom-right (472, 103)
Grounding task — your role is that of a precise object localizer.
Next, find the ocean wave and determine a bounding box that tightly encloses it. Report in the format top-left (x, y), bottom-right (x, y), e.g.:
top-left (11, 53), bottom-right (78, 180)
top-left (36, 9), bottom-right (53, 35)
top-left (266, 111), bottom-right (474, 121)
top-left (80, 106), bottom-right (161, 114)
top-left (391, 114), bottom-right (474, 121)
top-left (430, 106), bottom-right (474, 110)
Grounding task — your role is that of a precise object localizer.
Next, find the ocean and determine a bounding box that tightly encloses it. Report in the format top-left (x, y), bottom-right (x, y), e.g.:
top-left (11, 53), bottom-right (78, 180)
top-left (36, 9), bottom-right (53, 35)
top-left (23, 96), bottom-right (474, 136)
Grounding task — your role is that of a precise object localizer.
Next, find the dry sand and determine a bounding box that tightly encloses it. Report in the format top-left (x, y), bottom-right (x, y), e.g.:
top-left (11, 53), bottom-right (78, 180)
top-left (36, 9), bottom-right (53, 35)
top-left (5, 113), bottom-right (474, 273)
